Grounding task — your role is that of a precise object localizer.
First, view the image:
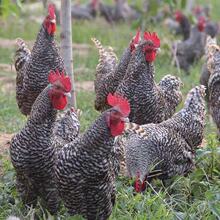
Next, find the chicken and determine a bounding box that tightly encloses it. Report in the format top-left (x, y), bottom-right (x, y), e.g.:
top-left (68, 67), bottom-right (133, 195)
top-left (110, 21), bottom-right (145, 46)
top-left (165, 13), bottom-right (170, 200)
top-left (14, 4), bottom-right (65, 116)
top-left (99, 1), bottom-right (115, 23)
top-left (118, 85), bottom-right (206, 192)
top-left (71, 0), bottom-right (98, 20)
top-left (174, 10), bottom-right (191, 40)
top-left (173, 16), bottom-right (207, 74)
top-left (200, 36), bottom-right (217, 105)
top-left (207, 39), bottom-right (220, 137)
top-left (55, 94), bottom-right (131, 219)
top-left (10, 71), bottom-right (71, 214)
top-left (115, 32), bottom-right (183, 124)
top-left (192, 5), bottom-right (210, 19)
top-left (92, 29), bottom-right (141, 112)
top-left (113, 0), bottom-right (140, 22)
top-left (205, 21), bottom-right (219, 38)
top-left (98, 0), bottom-right (139, 23)
top-left (51, 107), bottom-right (81, 149)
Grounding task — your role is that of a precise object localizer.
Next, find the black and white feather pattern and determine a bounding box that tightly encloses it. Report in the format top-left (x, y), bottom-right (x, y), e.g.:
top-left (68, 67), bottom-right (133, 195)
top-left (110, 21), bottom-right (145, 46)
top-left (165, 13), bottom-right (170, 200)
top-left (10, 86), bottom-right (60, 214)
top-left (14, 24), bottom-right (65, 116)
top-left (117, 86), bottom-right (206, 182)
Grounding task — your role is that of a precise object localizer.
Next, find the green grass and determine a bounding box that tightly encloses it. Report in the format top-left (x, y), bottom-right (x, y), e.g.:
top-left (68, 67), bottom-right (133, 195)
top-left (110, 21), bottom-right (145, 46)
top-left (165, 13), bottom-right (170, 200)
top-left (0, 0), bottom-right (220, 219)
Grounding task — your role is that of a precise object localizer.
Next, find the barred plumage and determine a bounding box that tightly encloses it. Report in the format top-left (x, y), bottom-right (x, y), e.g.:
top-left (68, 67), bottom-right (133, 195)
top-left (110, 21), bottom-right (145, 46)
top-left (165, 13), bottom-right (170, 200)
top-left (10, 87), bottom-right (59, 214)
top-left (92, 30), bottom-right (140, 112)
top-left (200, 36), bottom-right (217, 106)
top-left (117, 86), bottom-right (206, 188)
top-left (55, 94), bottom-right (130, 220)
top-left (207, 39), bottom-right (220, 137)
top-left (14, 38), bottom-right (31, 72)
top-left (14, 4), bottom-right (65, 116)
top-left (10, 72), bottom-right (71, 214)
top-left (51, 108), bottom-right (81, 150)
top-left (115, 38), bottom-right (182, 125)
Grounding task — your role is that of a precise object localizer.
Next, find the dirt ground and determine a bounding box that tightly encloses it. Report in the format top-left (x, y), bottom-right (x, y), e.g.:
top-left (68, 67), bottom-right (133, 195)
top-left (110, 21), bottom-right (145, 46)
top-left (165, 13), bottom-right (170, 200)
top-left (0, 63), bottom-right (95, 93)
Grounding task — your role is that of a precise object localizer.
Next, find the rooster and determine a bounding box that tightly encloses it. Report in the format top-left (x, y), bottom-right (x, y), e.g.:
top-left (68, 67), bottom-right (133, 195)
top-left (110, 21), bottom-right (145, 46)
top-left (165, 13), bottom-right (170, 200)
top-left (174, 10), bottom-right (191, 40)
top-left (118, 85), bottom-right (206, 192)
top-left (55, 94), bottom-right (133, 219)
top-left (173, 16), bottom-right (207, 74)
top-left (10, 70), bottom-right (71, 214)
top-left (92, 29), bottom-right (141, 112)
top-left (115, 32), bottom-right (183, 124)
top-left (14, 4), bottom-right (65, 116)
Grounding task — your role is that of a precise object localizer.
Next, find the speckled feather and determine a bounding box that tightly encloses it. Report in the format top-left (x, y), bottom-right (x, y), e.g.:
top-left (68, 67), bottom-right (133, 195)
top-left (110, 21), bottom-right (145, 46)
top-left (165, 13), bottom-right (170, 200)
top-left (92, 37), bottom-right (136, 112)
top-left (207, 40), bottom-right (220, 136)
top-left (115, 40), bottom-right (183, 124)
top-left (51, 108), bottom-right (80, 150)
top-left (118, 86), bottom-right (206, 181)
top-left (10, 86), bottom-right (60, 214)
top-left (14, 17), bottom-right (65, 116)
top-left (55, 109), bottom-right (118, 220)
top-left (200, 36), bottom-right (217, 105)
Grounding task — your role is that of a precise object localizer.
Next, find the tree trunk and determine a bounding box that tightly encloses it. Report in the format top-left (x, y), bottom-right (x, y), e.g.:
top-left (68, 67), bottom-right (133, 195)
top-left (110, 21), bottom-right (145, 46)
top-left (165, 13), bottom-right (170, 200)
top-left (42, 0), bottom-right (47, 9)
top-left (185, 0), bottom-right (195, 13)
top-left (60, 0), bottom-right (76, 108)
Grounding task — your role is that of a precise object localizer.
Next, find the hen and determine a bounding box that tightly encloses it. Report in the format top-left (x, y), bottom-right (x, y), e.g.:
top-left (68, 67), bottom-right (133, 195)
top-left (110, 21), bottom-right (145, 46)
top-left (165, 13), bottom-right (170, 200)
top-left (207, 39), bottom-right (220, 137)
top-left (14, 4), bottom-right (65, 116)
top-left (92, 29), bottom-right (141, 112)
top-left (55, 94), bottom-right (133, 220)
top-left (115, 32), bottom-right (183, 124)
top-left (10, 71), bottom-right (71, 214)
top-left (118, 85), bottom-right (206, 192)
top-left (173, 16), bottom-right (207, 74)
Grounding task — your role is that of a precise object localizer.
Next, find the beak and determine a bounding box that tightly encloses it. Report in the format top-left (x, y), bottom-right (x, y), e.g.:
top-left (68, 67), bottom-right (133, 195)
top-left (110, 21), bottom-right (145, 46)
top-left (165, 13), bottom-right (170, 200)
top-left (50, 19), bottom-right (56, 24)
top-left (64, 92), bottom-right (71, 98)
top-left (156, 48), bottom-right (161, 53)
top-left (122, 117), bottom-right (130, 123)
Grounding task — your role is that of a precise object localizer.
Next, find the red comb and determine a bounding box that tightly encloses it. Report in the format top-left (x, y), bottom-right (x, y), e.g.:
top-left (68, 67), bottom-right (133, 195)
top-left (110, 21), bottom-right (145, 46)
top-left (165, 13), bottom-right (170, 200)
top-left (198, 16), bottom-right (206, 31)
top-left (48, 70), bottom-right (71, 92)
top-left (48, 3), bottom-right (55, 19)
top-left (107, 93), bottom-right (130, 116)
top-left (175, 10), bottom-right (183, 22)
top-left (198, 16), bottom-right (206, 23)
top-left (193, 5), bottom-right (202, 14)
top-left (143, 32), bottom-right (160, 48)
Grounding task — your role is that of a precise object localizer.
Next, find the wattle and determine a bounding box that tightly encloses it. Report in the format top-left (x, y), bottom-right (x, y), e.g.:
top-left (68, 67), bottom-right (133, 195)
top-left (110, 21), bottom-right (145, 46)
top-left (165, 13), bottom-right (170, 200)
top-left (146, 52), bottom-right (156, 62)
top-left (51, 95), bottom-right (67, 110)
top-left (110, 121), bottom-right (125, 136)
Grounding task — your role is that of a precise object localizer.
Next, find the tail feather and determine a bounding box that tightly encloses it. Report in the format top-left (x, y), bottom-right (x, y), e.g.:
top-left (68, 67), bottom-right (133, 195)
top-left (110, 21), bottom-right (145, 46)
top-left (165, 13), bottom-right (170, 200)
top-left (91, 38), bottom-right (117, 76)
top-left (206, 36), bottom-right (220, 74)
top-left (14, 38), bottom-right (31, 72)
